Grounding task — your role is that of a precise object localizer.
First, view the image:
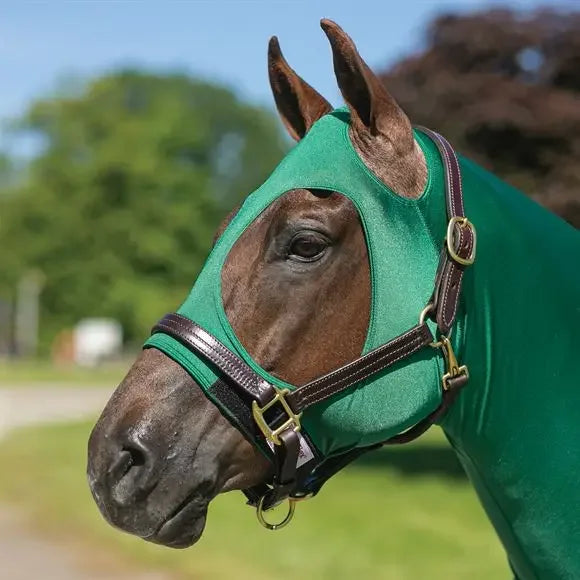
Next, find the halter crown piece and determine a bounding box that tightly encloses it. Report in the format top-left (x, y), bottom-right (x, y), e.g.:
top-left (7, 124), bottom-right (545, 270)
top-left (145, 110), bottom-right (476, 529)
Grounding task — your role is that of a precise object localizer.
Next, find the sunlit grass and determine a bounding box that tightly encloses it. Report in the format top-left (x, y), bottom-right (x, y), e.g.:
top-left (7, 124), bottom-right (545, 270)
top-left (0, 359), bottom-right (129, 386)
top-left (0, 421), bottom-right (508, 579)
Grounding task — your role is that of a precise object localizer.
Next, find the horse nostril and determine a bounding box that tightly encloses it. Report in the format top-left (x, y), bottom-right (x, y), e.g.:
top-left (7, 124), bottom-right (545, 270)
top-left (124, 444), bottom-right (146, 468)
top-left (108, 449), bottom-right (134, 483)
top-left (107, 436), bottom-right (158, 506)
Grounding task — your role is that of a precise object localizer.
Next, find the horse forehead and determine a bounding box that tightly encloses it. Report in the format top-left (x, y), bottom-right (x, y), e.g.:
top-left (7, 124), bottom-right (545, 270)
top-left (274, 188), bottom-right (358, 222)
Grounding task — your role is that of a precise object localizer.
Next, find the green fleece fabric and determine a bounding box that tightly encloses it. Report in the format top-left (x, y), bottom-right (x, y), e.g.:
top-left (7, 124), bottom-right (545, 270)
top-left (146, 109), bottom-right (580, 579)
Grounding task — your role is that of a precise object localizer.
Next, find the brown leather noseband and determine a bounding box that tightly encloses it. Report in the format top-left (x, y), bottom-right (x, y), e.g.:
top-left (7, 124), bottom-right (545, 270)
top-left (150, 128), bottom-right (476, 525)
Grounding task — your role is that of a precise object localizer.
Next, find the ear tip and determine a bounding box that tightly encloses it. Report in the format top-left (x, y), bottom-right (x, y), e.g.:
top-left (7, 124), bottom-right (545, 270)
top-left (268, 36), bottom-right (280, 52)
top-left (320, 18), bottom-right (337, 32)
top-left (268, 36), bottom-right (283, 63)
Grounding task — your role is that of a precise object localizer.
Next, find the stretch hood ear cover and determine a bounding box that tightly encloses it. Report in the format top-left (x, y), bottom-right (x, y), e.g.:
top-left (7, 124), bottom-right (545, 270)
top-left (145, 109), bottom-right (451, 457)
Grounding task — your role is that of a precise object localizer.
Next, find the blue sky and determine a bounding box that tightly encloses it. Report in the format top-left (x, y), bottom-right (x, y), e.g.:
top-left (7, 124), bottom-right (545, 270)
top-left (0, 0), bottom-right (575, 145)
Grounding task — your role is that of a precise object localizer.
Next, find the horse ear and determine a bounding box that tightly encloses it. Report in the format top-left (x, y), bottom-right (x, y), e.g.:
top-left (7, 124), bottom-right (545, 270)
top-left (320, 19), bottom-right (414, 150)
top-left (268, 36), bottom-right (333, 141)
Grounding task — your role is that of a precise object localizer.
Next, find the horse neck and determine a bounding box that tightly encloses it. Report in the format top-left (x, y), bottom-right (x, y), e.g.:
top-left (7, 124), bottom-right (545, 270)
top-left (440, 156), bottom-right (579, 452)
top-left (437, 157), bottom-right (580, 577)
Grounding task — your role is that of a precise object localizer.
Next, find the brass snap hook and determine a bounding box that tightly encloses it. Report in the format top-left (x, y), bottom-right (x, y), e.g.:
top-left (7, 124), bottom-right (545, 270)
top-left (438, 335), bottom-right (469, 390)
top-left (256, 496), bottom-right (296, 531)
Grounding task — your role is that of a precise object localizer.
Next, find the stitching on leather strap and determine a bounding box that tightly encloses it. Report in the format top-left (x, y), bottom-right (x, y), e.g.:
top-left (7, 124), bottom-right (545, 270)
top-left (416, 128), bottom-right (469, 333)
top-left (157, 319), bottom-right (251, 385)
top-left (295, 335), bottom-right (426, 409)
top-left (303, 324), bottom-right (429, 391)
top-left (442, 268), bottom-right (464, 329)
top-left (176, 316), bottom-right (254, 376)
top-left (291, 325), bottom-right (432, 411)
top-left (155, 320), bottom-right (254, 388)
top-left (154, 316), bottom-right (266, 395)
top-left (297, 325), bottom-right (426, 394)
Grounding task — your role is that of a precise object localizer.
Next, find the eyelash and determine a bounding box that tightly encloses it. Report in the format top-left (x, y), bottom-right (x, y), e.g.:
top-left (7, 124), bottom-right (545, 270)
top-left (287, 232), bottom-right (329, 262)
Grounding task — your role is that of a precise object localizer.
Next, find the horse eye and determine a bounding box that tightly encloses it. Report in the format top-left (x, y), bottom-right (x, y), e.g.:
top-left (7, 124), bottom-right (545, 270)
top-left (288, 233), bottom-right (328, 262)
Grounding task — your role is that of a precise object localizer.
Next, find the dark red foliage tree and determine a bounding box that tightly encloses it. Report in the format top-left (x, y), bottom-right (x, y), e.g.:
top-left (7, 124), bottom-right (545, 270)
top-left (381, 9), bottom-right (580, 227)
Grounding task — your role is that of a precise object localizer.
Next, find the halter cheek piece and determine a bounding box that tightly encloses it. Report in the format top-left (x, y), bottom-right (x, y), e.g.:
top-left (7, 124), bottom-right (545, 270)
top-left (150, 128), bottom-right (476, 529)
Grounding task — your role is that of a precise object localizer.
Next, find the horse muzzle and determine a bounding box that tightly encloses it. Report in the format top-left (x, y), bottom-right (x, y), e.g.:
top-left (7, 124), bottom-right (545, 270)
top-left (87, 419), bottom-right (212, 548)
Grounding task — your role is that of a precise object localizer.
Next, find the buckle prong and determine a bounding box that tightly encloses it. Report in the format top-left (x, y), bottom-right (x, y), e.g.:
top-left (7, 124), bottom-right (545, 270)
top-left (252, 388), bottom-right (302, 446)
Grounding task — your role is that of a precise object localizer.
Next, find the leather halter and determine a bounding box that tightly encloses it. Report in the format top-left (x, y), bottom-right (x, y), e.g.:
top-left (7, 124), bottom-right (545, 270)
top-left (150, 128), bottom-right (476, 526)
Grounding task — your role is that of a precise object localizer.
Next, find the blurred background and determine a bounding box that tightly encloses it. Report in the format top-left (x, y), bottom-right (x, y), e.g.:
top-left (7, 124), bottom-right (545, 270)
top-left (0, 1), bottom-right (577, 578)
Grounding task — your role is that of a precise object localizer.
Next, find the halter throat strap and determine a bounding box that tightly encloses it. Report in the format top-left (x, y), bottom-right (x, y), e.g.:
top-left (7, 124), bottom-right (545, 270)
top-left (149, 128), bottom-right (475, 515)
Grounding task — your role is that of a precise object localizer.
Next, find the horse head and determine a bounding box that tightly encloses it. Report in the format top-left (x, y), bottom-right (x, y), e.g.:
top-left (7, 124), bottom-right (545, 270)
top-left (87, 20), bottom-right (431, 548)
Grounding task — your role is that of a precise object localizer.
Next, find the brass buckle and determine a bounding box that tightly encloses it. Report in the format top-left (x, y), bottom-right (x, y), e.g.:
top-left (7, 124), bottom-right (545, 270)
top-left (446, 216), bottom-right (477, 266)
top-left (251, 388), bottom-right (302, 446)
top-left (438, 335), bottom-right (469, 391)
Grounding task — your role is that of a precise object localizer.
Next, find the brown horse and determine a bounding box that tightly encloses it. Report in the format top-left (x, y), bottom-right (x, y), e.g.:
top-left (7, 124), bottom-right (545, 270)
top-left (87, 18), bottom-right (580, 579)
top-left (88, 19), bottom-right (426, 547)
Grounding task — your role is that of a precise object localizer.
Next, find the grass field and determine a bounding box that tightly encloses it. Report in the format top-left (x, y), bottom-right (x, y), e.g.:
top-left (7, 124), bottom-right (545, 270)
top-left (0, 420), bottom-right (508, 579)
top-left (0, 359), bottom-right (128, 385)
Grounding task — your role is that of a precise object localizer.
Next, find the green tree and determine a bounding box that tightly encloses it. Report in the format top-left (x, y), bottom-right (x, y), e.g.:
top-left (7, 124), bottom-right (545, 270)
top-left (381, 9), bottom-right (580, 228)
top-left (0, 71), bottom-right (287, 350)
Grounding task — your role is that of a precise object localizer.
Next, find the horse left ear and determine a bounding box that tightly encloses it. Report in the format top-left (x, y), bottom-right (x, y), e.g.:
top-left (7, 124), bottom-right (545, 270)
top-left (321, 19), bottom-right (426, 198)
top-left (268, 36), bottom-right (333, 141)
top-left (320, 19), bottom-right (414, 151)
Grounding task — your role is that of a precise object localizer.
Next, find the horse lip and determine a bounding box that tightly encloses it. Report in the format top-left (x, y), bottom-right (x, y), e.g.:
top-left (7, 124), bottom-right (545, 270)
top-left (147, 494), bottom-right (208, 548)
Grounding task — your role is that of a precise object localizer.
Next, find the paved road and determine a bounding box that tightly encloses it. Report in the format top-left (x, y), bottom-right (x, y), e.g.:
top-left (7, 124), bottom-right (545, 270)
top-left (0, 385), bottom-right (172, 580)
top-left (0, 385), bottom-right (113, 438)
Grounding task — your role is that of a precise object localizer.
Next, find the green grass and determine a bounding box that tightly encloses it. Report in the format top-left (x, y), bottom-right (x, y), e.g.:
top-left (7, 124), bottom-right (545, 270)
top-left (0, 421), bottom-right (508, 579)
top-left (0, 359), bottom-right (128, 385)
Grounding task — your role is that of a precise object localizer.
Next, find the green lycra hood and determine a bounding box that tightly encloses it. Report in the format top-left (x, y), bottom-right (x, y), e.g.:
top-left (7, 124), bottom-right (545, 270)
top-left (145, 108), bottom-right (449, 457)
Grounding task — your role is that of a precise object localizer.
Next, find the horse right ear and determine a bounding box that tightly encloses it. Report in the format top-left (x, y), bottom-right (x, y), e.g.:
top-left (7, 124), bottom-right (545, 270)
top-left (268, 36), bottom-right (332, 141)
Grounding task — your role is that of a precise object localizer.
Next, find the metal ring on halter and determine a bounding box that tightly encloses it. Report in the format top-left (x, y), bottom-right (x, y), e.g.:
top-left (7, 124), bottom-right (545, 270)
top-left (418, 303), bottom-right (452, 348)
top-left (419, 303), bottom-right (435, 327)
top-left (256, 496), bottom-right (296, 531)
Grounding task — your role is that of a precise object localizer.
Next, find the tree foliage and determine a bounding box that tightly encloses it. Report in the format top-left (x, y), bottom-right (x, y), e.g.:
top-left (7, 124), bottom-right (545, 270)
top-left (381, 9), bottom-right (580, 227)
top-left (0, 72), bottom-right (287, 348)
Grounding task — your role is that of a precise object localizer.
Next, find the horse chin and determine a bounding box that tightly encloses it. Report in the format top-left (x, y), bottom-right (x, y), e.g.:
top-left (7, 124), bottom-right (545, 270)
top-left (88, 470), bottom-right (213, 549)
